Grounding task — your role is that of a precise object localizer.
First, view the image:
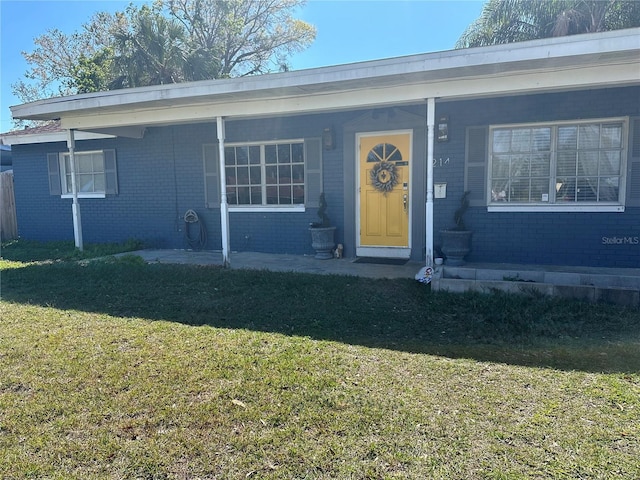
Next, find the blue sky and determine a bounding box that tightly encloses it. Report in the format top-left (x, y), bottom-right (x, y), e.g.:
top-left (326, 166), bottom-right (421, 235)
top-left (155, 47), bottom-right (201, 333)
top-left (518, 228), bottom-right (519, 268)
top-left (0, 0), bottom-right (484, 133)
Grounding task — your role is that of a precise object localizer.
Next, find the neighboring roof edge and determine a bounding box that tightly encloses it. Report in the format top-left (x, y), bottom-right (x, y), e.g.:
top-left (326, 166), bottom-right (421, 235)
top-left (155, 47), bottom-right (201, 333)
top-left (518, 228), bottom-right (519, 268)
top-left (1, 121), bottom-right (116, 146)
top-left (2, 120), bottom-right (63, 136)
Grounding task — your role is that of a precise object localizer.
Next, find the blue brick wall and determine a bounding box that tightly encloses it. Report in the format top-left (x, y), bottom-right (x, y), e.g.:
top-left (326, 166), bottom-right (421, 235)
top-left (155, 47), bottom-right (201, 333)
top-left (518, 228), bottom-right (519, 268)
top-left (12, 112), bottom-right (352, 255)
top-left (11, 86), bottom-right (639, 267)
top-left (433, 86), bottom-right (640, 268)
top-left (14, 131), bottom-right (188, 247)
top-left (467, 209), bottom-right (640, 267)
top-left (221, 113), bottom-right (350, 255)
top-left (12, 144), bottom-right (74, 242)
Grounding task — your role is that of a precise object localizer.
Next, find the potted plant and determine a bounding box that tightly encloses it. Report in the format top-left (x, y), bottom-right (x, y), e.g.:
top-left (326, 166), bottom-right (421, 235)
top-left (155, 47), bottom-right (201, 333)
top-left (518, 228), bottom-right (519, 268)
top-left (309, 193), bottom-right (336, 259)
top-left (440, 191), bottom-right (472, 265)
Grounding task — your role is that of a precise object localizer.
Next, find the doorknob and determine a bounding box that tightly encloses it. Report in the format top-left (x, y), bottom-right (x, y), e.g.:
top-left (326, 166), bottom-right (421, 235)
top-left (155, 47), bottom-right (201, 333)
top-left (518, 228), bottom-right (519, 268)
top-left (403, 194), bottom-right (408, 212)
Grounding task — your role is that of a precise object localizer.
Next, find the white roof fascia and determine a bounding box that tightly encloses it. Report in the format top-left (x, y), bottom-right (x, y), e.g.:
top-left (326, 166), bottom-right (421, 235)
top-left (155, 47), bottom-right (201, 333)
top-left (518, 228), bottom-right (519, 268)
top-left (1, 130), bottom-right (115, 146)
top-left (57, 61), bottom-right (639, 132)
top-left (9, 28), bottom-right (640, 126)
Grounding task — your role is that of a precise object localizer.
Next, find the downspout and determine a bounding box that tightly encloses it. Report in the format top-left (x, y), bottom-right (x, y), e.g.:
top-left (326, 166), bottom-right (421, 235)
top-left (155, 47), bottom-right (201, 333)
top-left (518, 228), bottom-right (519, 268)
top-left (67, 129), bottom-right (83, 251)
top-left (216, 117), bottom-right (230, 267)
top-left (425, 98), bottom-right (435, 267)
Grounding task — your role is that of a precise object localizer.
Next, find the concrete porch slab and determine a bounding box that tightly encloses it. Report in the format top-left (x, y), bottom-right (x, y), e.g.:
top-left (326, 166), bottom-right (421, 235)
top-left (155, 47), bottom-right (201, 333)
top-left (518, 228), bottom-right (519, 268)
top-left (115, 250), bottom-right (640, 306)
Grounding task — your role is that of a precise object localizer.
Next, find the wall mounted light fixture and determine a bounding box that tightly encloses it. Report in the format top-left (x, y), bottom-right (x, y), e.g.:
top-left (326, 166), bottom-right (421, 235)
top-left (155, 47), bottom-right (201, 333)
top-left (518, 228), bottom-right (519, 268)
top-left (322, 126), bottom-right (335, 150)
top-left (437, 115), bottom-right (449, 142)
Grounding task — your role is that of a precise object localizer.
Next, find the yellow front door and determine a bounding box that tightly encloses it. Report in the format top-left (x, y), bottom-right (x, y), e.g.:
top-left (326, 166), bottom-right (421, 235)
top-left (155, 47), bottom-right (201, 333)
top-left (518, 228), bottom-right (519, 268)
top-left (358, 132), bottom-right (411, 257)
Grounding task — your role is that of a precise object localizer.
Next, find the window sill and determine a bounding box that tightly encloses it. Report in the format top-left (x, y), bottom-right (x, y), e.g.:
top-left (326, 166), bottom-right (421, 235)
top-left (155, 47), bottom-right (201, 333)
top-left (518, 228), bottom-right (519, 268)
top-left (228, 205), bottom-right (305, 213)
top-left (61, 193), bottom-right (106, 199)
top-left (488, 204), bottom-right (625, 213)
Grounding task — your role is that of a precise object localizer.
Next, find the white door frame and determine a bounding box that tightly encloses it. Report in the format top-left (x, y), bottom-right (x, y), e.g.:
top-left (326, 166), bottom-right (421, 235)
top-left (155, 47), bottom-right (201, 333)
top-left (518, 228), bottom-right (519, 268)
top-left (355, 129), bottom-right (413, 259)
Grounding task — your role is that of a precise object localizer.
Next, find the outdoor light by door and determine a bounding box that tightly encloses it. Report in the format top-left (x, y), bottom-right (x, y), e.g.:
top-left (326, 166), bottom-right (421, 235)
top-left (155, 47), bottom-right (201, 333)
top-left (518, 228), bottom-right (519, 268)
top-left (322, 126), bottom-right (335, 150)
top-left (437, 115), bottom-right (449, 142)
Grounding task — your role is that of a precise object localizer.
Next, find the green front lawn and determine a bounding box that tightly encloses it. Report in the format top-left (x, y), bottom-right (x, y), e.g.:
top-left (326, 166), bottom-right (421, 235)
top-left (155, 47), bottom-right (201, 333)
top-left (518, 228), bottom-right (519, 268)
top-left (1, 241), bottom-right (639, 479)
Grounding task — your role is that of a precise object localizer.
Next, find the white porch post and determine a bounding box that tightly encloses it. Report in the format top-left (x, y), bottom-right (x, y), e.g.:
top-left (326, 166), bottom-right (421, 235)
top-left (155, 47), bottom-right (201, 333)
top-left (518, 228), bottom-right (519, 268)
top-left (67, 129), bottom-right (83, 251)
top-left (216, 117), bottom-right (231, 267)
top-left (425, 98), bottom-right (435, 267)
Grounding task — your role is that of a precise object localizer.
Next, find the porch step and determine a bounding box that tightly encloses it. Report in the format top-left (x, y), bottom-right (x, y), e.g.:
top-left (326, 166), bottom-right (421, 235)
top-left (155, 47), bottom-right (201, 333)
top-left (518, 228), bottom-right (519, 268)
top-left (432, 265), bottom-right (640, 307)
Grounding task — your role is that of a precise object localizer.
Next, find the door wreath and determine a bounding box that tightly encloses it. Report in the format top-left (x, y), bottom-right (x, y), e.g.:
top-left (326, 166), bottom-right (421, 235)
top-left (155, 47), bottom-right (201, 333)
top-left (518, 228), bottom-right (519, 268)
top-left (370, 161), bottom-right (398, 194)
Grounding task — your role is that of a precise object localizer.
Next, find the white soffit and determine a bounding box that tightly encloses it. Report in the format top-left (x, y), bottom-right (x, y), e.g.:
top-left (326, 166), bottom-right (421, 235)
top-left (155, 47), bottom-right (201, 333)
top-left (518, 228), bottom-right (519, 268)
top-left (9, 28), bottom-right (640, 131)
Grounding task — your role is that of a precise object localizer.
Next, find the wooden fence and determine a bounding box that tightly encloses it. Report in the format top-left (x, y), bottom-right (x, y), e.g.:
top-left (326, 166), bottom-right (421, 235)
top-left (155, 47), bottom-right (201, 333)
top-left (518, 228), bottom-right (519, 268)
top-left (1, 170), bottom-right (18, 241)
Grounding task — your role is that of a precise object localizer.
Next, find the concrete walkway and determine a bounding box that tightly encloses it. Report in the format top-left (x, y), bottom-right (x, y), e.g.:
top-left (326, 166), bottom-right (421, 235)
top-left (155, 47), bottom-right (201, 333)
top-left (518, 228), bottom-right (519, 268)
top-left (121, 249), bottom-right (425, 279)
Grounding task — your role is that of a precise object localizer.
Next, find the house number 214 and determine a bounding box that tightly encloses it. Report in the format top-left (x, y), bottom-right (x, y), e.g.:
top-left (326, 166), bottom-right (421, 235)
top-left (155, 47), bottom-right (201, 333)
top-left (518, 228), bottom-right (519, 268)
top-left (433, 157), bottom-right (450, 167)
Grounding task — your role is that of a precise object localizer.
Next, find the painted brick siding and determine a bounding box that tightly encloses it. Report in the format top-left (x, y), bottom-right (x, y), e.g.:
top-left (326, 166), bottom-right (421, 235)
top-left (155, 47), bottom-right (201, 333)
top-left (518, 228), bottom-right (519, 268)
top-left (221, 113), bottom-right (351, 255)
top-left (14, 132), bottom-right (187, 247)
top-left (12, 144), bottom-right (74, 242)
top-left (433, 86), bottom-right (640, 268)
top-left (12, 111), bottom-right (354, 255)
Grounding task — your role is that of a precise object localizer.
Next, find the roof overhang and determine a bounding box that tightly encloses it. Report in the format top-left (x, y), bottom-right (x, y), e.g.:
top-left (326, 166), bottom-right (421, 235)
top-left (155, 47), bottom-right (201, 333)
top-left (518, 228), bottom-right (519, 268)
top-left (5, 27), bottom-right (640, 138)
top-left (1, 129), bottom-right (115, 146)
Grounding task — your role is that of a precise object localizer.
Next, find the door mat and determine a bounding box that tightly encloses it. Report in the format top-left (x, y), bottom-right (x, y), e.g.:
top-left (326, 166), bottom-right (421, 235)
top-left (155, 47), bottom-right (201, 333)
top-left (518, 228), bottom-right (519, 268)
top-left (353, 257), bottom-right (408, 265)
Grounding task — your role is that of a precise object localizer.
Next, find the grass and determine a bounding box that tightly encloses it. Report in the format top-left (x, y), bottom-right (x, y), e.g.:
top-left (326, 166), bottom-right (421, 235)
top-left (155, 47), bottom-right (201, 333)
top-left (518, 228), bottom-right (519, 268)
top-left (1, 240), bottom-right (639, 479)
top-left (0, 238), bottom-right (144, 263)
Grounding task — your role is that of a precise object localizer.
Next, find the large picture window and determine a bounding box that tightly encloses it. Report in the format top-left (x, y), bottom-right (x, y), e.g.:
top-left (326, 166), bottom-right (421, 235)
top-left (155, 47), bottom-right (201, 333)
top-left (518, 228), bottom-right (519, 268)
top-left (488, 119), bottom-right (627, 210)
top-left (225, 141), bottom-right (305, 206)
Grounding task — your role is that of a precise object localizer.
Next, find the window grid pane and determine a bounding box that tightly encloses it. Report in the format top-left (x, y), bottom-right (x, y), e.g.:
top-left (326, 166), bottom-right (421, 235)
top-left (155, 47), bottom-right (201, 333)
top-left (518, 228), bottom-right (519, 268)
top-left (62, 152), bottom-right (105, 194)
top-left (65, 173), bottom-right (73, 194)
top-left (229, 141), bottom-right (305, 206)
top-left (490, 127), bottom-right (550, 204)
top-left (569, 122), bottom-right (622, 203)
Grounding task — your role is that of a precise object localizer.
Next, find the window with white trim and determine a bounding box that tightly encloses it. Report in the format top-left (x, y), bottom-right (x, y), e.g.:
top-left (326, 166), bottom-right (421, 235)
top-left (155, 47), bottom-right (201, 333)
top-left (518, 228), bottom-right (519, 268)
top-left (48, 149), bottom-right (117, 198)
top-left (224, 141), bottom-right (305, 206)
top-left (488, 118), bottom-right (627, 209)
top-left (61, 151), bottom-right (105, 196)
